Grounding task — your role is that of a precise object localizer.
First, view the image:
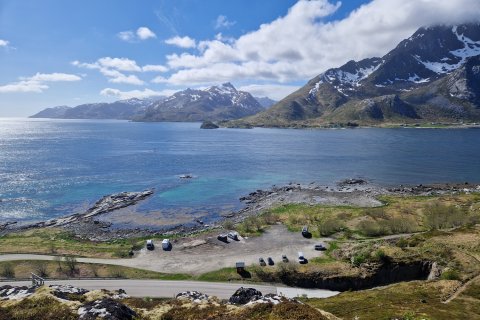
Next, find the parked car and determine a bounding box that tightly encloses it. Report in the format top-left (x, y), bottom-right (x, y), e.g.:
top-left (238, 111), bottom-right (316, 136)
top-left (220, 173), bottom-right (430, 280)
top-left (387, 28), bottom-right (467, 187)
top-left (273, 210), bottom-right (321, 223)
top-left (162, 239), bottom-right (171, 250)
top-left (267, 257), bottom-right (274, 265)
top-left (228, 231), bottom-right (239, 241)
top-left (314, 244), bottom-right (327, 251)
top-left (259, 257), bottom-right (266, 266)
top-left (301, 226), bottom-right (310, 238)
top-left (217, 234), bottom-right (228, 242)
top-left (282, 254), bottom-right (289, 263)
top-left (146, 239), bottom-right (154, 250)
top-left (298, 251), bottom-right (307, 264)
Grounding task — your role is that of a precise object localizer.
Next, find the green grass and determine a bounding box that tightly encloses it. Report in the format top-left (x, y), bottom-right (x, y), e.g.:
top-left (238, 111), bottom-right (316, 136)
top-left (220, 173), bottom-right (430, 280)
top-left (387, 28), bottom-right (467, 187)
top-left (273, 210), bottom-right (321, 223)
top-left (0, 260), bottom-right (191, 281)
top-left (306, 280), bottom-right (480, 320)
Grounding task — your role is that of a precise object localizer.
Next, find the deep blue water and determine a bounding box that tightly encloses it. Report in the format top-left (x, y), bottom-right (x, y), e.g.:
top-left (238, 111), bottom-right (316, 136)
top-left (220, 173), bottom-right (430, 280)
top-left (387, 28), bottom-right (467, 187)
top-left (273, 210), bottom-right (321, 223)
top-left (1, 118), bottom-right (479, 225)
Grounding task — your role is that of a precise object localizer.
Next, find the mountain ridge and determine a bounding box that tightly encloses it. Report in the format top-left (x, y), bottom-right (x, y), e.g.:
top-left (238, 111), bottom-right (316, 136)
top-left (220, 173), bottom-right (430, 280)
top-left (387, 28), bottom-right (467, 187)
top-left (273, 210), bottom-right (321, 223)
top-left (225, 22), bottom-right (480, 128)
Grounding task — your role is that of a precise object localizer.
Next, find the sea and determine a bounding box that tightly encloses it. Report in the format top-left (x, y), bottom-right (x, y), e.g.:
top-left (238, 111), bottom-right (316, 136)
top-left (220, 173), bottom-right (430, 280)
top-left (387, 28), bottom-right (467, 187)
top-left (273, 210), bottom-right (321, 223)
top-left (1, 118), bottom-right (479, 227)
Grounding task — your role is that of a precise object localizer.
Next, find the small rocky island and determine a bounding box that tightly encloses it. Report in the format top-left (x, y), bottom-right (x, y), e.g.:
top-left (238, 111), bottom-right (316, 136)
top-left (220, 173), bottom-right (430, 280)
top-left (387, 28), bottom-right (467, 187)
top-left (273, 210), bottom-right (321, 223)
top-left (200, 121), bottom-right (219, 129)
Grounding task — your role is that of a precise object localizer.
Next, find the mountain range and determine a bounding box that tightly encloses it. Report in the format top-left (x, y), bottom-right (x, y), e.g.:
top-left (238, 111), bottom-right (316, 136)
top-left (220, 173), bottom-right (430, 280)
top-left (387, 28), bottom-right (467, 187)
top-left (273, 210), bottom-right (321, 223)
top-left (30, 84), bottom-right (272, 122)
top-left (226, 23), bottom-right (480, 127)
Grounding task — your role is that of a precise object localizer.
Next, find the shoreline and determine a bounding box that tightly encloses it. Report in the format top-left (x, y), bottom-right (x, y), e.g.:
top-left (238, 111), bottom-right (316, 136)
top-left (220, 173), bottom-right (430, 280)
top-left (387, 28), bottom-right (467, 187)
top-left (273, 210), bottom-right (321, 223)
top-left (2, 180), bottom-right (479, 241)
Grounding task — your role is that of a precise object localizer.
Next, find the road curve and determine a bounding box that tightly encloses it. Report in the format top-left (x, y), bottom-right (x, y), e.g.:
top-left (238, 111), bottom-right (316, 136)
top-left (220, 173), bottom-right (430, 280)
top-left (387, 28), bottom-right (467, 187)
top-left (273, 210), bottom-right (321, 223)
top-left (0, 279), bottom-right (338, 299)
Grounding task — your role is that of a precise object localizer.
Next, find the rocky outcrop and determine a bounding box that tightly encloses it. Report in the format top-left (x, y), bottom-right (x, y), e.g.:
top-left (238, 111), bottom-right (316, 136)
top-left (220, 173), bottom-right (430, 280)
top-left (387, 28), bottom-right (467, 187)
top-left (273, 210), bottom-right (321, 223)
top-left (278, 261), bottom-right (433, 291)
top-left (229, 287), bottom-right (263, 305)
top-left (176, 291), bottom-right (209, 302)
top-left (78, 298), bottom-right (137, 320)
top-left (200, 121), bottom-right (219, 129)
top-left (0, 285), bottom-right (36, 300)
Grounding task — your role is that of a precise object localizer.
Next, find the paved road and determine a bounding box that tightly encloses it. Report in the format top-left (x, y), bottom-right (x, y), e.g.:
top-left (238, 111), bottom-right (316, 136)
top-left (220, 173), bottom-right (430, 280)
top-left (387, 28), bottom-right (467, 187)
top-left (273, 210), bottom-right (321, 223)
top-left (0, 279), bottom-right (338, 299)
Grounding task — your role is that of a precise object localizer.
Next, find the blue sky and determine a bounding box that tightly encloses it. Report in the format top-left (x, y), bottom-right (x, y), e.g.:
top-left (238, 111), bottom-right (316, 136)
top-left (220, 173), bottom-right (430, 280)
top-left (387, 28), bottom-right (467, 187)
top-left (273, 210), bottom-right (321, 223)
top-left (0, 0), bottom-right (479, 116)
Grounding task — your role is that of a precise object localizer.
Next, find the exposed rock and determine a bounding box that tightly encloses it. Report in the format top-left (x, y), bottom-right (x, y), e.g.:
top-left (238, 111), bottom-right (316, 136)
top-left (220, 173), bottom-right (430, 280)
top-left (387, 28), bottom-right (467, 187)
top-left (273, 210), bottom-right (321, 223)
top-left (200, 121), bottom-right (219, 129)
top-left (176, 291), bottom-right (209, 302)
top-left (0, 285), bottom-right (36, 300)
top-left (229, 287), bottom-right (263, 305)
top-left (50, 285), bottom-right (89, 300)
top-left (245, 293), bottom-right (292, 306)
top-left (78, 298), bottom-right (137, 320)
top-left (338, 178), bottom-right (367, 186)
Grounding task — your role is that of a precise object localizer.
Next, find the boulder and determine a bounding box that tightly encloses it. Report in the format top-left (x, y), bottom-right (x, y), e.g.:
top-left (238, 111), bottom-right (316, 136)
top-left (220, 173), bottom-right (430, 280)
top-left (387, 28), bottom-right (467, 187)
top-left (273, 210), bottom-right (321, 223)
top-left (176, 291), bottom-right (209, 302)
top-left (229, 287), bottom-right (263, 305)
top-left (78, 298), bottom-right (137, 320)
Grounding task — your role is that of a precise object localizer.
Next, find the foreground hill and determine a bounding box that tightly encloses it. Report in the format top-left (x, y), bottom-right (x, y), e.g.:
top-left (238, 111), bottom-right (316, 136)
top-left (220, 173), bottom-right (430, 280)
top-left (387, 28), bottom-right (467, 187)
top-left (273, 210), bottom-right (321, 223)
top-left (227, 23), bottom-right (480, 127)
top-left (134, 83), bottom-right (264, 122)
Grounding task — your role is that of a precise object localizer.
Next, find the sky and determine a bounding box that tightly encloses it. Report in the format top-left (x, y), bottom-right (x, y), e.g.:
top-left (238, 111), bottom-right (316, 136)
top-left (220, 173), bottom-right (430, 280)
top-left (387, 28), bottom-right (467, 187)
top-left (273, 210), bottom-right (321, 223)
top-left (1, 0), bottom-right (480, 117)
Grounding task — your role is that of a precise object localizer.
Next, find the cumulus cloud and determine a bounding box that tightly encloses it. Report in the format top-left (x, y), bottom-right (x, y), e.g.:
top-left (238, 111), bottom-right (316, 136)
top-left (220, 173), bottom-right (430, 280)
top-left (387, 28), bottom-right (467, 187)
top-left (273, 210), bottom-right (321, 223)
top-left (100, 87), bottom-right (177, 99)
top-left (73, 57), bottom-right (146, 85)
top-left (0, 39), bottom-right (9, 47)
top-left (118, 27), bottom-right (156, 42)
top-left (137, 27), bottom-right (157, 40)
top-left (159, 0), bottom-right (480, 86)
top-left (215, 15), bottom-right (236, 29)
top-left (142, 64), bottom-right (169, 72)
top-left (0, 73), bottom-right (81, 93)
top-left (165, 36), bottom-right (197, 48)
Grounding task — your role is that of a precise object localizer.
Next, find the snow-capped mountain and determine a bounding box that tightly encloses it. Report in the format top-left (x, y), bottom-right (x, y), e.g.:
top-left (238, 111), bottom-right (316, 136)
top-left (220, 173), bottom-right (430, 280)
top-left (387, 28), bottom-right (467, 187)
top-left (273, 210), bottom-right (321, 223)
top-left (234, 22), bottom-right (480, 126)
top-left (135, 83), bottom-right (264, 122)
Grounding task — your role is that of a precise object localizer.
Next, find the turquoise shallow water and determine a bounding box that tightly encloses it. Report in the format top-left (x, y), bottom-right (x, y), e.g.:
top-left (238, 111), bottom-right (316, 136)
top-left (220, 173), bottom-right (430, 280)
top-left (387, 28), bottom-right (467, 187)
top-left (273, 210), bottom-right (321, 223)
top-left (1, 118), bottom-right (479, 225)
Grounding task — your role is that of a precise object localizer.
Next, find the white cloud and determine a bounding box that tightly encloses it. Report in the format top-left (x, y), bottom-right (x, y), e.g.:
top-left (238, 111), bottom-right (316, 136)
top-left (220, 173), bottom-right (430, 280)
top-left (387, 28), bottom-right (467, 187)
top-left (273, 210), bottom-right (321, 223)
top-left (27, 72), bottom-right (82, 82)
top-left (142, 64), bottom-right (169, 72)
top-left (118, 27), bottom-right (156, 42)
top-left (73, 57), bottom-right (146, 85)
top-left (0, 39), bottom-right (9, 47)
top-left (238, 84), bottom-right (301, 100)
top-left (215, 15), bottom-right (236, 29)
top-left (117, 31), bottom-right (135, 42)
top-left (136, 27), bottom-right (156, 40)
top-left (165, 36), bottom-right (197, 49)
top-left (159, 0), bottom-right (480, 86)
top-left (100, 87), bottom-right (176, 99)
top-left (0, 73), bottom-right (81, 93)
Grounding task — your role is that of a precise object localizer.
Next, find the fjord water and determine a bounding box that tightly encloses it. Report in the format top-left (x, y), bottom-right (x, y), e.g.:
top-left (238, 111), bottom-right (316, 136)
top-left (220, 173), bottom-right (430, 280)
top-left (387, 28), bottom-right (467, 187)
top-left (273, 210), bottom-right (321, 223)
top-left (1, 118), bottom-right (479, 225)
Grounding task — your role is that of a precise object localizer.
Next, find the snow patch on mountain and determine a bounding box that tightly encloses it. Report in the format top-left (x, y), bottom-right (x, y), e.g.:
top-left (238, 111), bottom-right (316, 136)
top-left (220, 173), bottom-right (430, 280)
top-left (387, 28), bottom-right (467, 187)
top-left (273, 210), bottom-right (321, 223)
top-left (415, 25), bottom-right (480, 75)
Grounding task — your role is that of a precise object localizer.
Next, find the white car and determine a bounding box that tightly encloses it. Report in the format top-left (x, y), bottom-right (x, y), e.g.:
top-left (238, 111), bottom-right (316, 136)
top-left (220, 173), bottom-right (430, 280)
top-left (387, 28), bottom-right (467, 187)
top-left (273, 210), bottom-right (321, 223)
top-left (146, 239), bottom-right (154, 250)
top-left (298, 251), bottom-right (307, 264)
top-left (162, 239), bottom-right (171, 250)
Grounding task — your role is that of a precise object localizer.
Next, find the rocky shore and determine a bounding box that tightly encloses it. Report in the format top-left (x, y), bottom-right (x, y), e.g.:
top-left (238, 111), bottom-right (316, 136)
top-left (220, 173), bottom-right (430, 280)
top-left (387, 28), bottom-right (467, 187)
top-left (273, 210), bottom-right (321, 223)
top-left (1, 181), bottom-right (479, 241)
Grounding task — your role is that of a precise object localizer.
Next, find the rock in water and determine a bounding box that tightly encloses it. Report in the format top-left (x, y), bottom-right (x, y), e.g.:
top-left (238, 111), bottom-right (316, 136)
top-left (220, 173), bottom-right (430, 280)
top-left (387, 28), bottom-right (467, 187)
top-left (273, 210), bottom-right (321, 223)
top-left (200, 121), bottom-right (219, 129)
top-left (229, 287), bottom-right (263, 305)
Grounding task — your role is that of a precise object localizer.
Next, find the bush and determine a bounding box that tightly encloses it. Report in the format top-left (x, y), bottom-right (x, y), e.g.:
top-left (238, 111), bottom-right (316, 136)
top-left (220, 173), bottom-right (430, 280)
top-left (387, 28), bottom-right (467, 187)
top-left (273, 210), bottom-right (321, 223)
top-left (383, 217), bottom-right (417, 234)
top-left (357, 220), bottom-right (390, 237)
top-left (365, 207), bottom-right (388, 219)
top-left (0, 263), bottom-right (15, 278)
top-left (424, 202), bottom-right (469, 230)
top-left (63, 255), bottom-right (77, 275)
top-left (317, 218), bottom-right (344, 236)
top-left (440, 269), bottom-right (461, 280)
top-left (33, 261), bottom-right (49, 277)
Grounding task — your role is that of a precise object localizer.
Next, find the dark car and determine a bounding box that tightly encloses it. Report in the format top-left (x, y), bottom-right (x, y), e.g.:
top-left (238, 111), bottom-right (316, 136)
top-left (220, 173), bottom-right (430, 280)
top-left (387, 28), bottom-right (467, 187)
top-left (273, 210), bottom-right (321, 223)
top-left (267, 257), bottom-right (274, 265)
top-left (314, 244), bottom-right (327, 251)
top-left (302, 226), bottom-right (311, 238)
top-left (259, 257), bottom-right (266, 266)
top-left (217, 234), bottom-right (228, 242)
top-left (282, 254), bottom-right (289, 263)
